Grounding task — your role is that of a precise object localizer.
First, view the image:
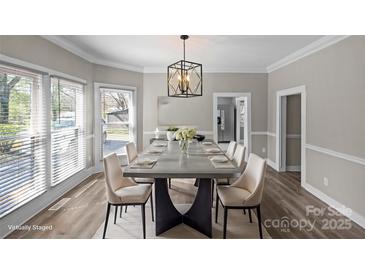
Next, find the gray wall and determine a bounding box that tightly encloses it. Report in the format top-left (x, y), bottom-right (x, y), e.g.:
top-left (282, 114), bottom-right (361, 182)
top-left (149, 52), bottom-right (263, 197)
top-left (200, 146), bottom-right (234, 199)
top-left (268, 36), bottom-right (365, 219)
top-left (143, 73), bottom-right (268, 157)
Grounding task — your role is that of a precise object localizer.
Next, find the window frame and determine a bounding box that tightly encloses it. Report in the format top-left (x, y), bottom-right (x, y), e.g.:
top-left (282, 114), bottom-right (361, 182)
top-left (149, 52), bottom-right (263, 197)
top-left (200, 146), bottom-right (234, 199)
top-left (50, 76), bottom-right (87, 187)
top-left (0, 54), bottom-right (90, 223)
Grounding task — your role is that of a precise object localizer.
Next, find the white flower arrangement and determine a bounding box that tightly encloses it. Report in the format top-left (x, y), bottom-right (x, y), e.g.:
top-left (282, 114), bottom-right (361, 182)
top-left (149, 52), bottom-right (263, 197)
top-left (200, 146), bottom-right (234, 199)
top-left (175, 128), bottom-right (197, 141)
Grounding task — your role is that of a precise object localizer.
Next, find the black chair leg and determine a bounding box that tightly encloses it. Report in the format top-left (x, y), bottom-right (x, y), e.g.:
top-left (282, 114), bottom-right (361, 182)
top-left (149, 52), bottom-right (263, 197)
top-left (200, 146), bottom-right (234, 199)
top-left (114, 205), bottom-right (118, 224)
top-left (257, 205), bottom-right (263, 239)
top-left (168, 178), bottom-right (171, 189)
top-left (141, 204), bottom-right (146, 239)
top-left (211, 182), bottom-right (215, 207)
top-left (215, 192), bottom-right (219, 223)
top-left (150, 194), bottom-right (154, 222)
top-left (125, 206), bottom-right (128, 213)
top-left (223, 207), bottom-right (228, 239)
top-left (248, 209), bottom-right (252, 223)
top-left (120, 205), bottom-right (123, 218)
top-left (102, 203), bottom-right (111, 239)
top-left (243, 209), bottom-right (246, 215)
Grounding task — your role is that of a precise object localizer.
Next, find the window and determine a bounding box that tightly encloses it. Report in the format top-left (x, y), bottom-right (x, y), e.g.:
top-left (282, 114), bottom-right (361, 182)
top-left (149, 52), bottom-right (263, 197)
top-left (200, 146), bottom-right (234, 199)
top-left (0, 64), bottom-right (46, 218)
top-left (100, 88), bottom-right (134, 156)
top-left (51, 77), bottom-right (86, 186)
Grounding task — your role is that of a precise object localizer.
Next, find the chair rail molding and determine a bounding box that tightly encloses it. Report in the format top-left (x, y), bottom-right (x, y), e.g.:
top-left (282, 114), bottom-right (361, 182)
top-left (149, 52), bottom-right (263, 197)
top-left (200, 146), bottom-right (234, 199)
top-left (306, 144), bottom-right (365, 166)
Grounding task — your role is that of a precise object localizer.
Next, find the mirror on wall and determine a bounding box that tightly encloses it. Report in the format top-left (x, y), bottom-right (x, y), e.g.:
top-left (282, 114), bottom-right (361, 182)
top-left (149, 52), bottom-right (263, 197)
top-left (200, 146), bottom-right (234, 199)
top-left (157, 96), bottom-right (208, 128)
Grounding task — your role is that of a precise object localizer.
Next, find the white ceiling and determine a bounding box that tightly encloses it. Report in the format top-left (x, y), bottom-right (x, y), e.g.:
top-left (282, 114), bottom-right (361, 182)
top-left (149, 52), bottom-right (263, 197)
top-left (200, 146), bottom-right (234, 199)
top-left (44, 35), bottom-right (327, 73)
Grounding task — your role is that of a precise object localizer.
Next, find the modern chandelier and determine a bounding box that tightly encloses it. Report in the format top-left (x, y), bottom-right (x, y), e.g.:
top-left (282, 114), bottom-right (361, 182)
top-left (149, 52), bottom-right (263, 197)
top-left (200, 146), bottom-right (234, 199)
top-left (167, 35), bottom-right (203, 98)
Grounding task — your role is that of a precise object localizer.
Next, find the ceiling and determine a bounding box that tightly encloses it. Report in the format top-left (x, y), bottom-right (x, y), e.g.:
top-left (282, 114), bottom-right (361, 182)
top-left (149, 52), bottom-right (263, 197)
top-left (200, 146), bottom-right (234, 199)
top-left (44, 35), bottom-right (326, 73)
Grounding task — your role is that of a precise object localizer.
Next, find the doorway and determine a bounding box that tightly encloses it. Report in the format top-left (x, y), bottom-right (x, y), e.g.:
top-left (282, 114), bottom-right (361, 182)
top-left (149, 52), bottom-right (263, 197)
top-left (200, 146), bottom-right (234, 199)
top-left (94, 83), bottom-right (137, 171)
top-left (213, 92), bottom-right (251, 159)
top-left (276, 86), bottom-right (306, 185)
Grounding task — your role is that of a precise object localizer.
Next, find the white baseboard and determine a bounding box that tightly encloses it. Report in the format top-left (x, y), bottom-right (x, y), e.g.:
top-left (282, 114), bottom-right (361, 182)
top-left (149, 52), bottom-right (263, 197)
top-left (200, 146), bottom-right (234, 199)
top-left (302, 182), bottom-right (365, 229)
top-left (266, 158), bottom-right (278, 171)
top-left (286, 165), bottom-right (301, 172)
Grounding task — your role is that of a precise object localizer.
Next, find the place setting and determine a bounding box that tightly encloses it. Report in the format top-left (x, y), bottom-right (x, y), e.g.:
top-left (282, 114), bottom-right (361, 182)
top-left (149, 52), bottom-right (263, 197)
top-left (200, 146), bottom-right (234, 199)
top-left (208, 155), bottom-right (236, 169)
top-left (129, 157), bottom-right (158, 169)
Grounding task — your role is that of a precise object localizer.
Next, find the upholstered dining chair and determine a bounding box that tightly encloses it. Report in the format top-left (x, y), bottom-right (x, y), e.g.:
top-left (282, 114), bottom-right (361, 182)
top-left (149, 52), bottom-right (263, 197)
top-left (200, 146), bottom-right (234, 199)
top-left (126, 142), bottom-right (154, 185)
top-left (226, 140), bottom-right (237, 161)
top-left (124, 142), bottom-right (154, 214)
top-left (215, 153), bottom-right (267, 239)
top-left (102, 153), bottom-right (154, 239)
top-left (212, 144), bottom-right (246, 204)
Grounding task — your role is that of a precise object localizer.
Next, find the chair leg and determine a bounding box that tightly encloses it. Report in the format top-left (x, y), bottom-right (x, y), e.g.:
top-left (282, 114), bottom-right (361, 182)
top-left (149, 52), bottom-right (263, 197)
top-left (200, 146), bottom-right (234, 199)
top-left (120, 205), bottom-right (123, 218)
top-left (211, 181), bottom-right (215, 207)
top-left (125, 205), bottom-right (128, 213)
top-left (257, 205), bottom-right (263, 239)
top-left (215, 192), bottom-right (219, 223)
top-left (168, 178), bottom-right (171, 189)
top-left (141, 204), bottom-right (146, 239)
top-left (150, 194), bottom-right (154, 222)
top-left (223, 207), bottom-right (228, 239)
top-left (114, 205), bottom-right (118, 224)
top-left (102, 203), bottom-right (111, 239)
top-left (243, 209), bottom-right (246, 215)
top-left (248, 209), bottom-right (252, 223)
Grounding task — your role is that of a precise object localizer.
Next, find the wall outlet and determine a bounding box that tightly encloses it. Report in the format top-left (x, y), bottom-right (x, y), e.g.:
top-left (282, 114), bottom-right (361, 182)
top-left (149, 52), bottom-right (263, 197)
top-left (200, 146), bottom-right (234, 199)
top-left (262, 147), bottom-right (266, 153)
top-left (323, 177), bottom-right (329, 186)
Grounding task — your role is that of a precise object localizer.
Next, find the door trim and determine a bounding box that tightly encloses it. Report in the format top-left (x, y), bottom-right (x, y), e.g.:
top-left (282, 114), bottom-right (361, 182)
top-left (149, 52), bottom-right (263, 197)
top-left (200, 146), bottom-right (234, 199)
top-left (213, 92), bottom-right (251, 160)
top-left (94, 82), bottom-right (138, 172)
top-left (275, 85), bottom-right (306, 186)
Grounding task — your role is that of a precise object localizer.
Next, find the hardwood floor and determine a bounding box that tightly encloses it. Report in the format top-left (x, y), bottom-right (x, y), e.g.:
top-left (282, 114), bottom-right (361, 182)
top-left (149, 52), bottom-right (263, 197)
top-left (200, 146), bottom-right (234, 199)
top-left (6, 168), bottom-right (365, 238)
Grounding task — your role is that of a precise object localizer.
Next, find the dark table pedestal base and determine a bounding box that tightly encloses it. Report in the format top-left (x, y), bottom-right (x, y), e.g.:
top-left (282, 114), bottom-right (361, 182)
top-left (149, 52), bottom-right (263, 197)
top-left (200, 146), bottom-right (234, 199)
top-left (155, 178), bottom-right (212, 238)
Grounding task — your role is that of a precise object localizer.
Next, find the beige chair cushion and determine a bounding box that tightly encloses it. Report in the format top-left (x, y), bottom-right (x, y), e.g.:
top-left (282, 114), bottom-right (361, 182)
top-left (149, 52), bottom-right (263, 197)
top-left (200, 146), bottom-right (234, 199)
top-left (217, 185), bottom-right (251, 207)
top-left (115, 184), bottom-right (152, 204)
top-left (225, 141), bottom-right (237, 161)
top-left (217, 153), bottom-right (267, 207)
top-left (126, 142), bottom-right (138, 164)
top-left (215, 178), bottom-right (230, 185)
top-left (233, 144), bottom-right (246, 171)
top-left (103, 153), bottom-right (138, 204)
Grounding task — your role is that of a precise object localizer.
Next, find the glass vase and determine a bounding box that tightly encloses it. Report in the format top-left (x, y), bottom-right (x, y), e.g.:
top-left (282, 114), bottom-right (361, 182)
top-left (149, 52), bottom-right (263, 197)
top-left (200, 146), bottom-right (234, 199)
top-left (179, 140), bottom-right (189, 155)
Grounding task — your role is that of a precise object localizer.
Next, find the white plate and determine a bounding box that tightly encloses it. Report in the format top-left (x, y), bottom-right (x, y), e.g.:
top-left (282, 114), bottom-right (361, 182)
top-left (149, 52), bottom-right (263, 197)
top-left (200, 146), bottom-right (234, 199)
top-left (153, 143), bottom-right (167, 147)
top-left (211, 156), bottom-right (228, 163)
top-left (146, 149), bottom-right (163, 154)
top-left (202, 141), bottom-right (213, 145)
top-left (135, 159), bottom-right (156, 166)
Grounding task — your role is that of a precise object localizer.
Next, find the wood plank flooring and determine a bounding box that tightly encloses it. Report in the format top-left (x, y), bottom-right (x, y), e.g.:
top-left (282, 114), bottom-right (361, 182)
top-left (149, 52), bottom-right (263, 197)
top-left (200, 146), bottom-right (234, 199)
top-left (6, 168), bottom-right (365, 238)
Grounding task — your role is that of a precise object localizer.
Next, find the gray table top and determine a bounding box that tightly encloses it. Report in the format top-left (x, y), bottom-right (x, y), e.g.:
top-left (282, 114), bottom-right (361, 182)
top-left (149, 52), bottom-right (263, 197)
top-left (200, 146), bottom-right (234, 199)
top-left (123, 140), bottom-right (242, 179)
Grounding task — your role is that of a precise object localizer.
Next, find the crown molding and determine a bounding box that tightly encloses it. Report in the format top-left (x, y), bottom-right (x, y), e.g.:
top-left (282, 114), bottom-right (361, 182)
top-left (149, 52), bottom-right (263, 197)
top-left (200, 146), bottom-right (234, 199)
top-left (43, 35), bottom-right (349, 75)
top-left (42, 36), bottom-right (267, 74)
top-left (266, 35), bottom-right (350, 73)
top-left (143, 66), bottom-right (267, 73)
top-left (42, 35), bottom-right (144, 73)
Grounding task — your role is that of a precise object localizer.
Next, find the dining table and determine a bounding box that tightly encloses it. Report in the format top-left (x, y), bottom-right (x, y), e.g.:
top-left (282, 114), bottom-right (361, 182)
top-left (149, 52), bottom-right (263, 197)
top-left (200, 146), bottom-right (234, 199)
top-left (123, 140), bottom-right (242, 238)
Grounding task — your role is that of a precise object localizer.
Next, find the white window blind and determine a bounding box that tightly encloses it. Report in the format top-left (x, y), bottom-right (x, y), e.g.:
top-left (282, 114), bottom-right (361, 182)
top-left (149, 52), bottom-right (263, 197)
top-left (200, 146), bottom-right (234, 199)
top-left (51, 77), bottom-right (86, 186)
top-left (0, 64), bottom-right (46, 218)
